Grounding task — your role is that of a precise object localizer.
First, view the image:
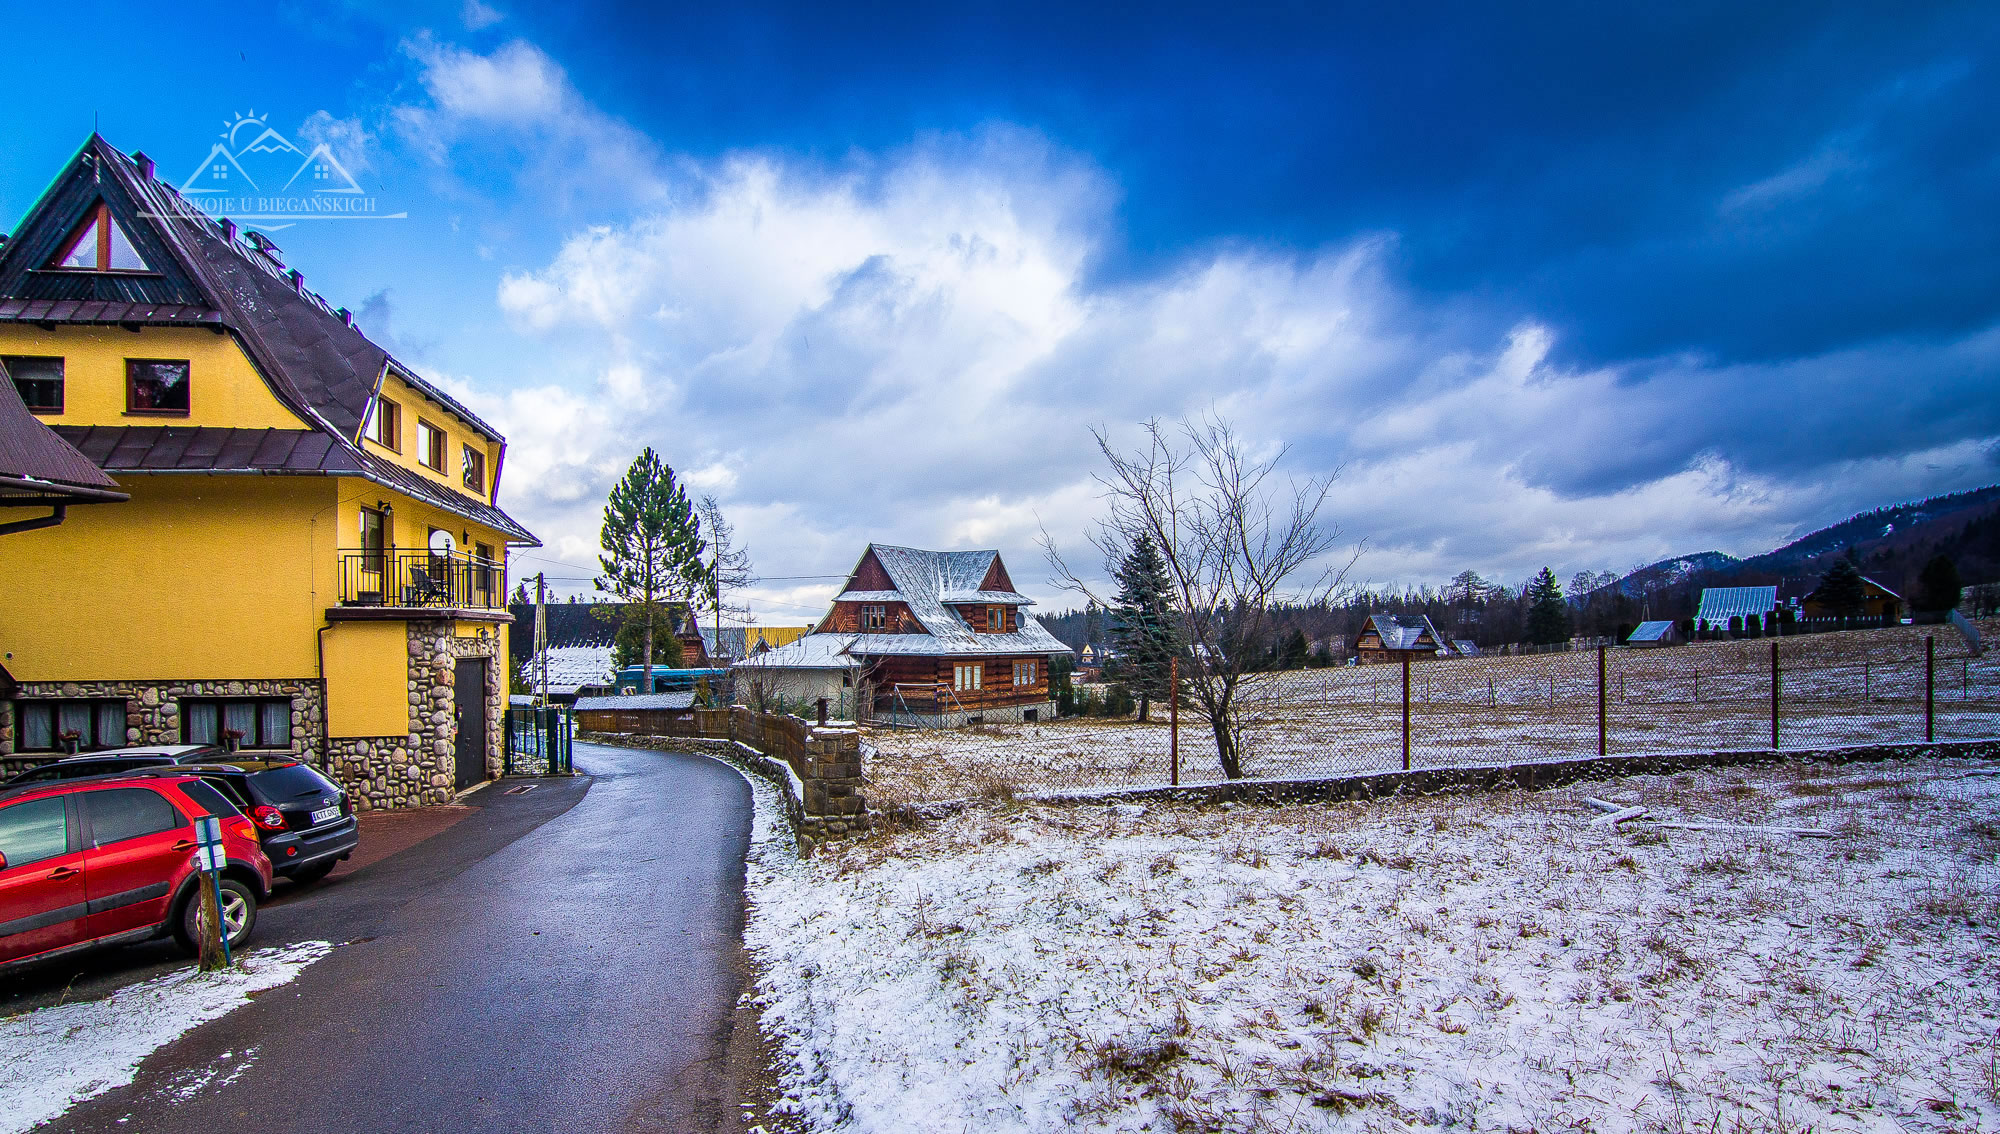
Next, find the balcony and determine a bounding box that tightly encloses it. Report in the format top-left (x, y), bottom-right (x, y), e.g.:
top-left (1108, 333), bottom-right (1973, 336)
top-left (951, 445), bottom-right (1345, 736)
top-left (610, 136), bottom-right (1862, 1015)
top-left (329, 549), bottom-right (511, 621)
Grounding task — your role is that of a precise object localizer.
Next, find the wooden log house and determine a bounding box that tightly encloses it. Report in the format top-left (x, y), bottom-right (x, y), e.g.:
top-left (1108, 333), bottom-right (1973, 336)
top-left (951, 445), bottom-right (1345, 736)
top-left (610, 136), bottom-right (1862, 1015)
top-left (801, 544), bottom-right (1070, 726)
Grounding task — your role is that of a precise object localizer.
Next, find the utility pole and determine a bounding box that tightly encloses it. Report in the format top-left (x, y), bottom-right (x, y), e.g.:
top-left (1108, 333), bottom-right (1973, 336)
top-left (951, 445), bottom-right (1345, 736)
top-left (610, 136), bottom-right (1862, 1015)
top-left (534, 572), bottom-right (549, 706)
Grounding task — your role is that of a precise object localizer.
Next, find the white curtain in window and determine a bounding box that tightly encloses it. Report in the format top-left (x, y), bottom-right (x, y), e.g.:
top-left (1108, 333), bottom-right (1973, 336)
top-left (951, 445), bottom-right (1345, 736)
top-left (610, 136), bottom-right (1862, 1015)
top-left (20, 704), bottom-right (53, 750)
top-left (260, 701), bottom-right (290, 748)
top-left (57, 702), bottom-right (92, 745)
top-left (97, 702), bottom-right (125, 747)
top-left (186, 702), bottom-right (219, 745)
top-left (223, 702), bottom-right (256, 744)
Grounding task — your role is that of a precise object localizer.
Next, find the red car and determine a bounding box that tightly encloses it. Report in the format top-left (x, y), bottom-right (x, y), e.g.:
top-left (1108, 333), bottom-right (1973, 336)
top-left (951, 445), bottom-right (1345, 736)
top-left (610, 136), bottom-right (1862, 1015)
top-left (0, 774), bottom-right (273, 971)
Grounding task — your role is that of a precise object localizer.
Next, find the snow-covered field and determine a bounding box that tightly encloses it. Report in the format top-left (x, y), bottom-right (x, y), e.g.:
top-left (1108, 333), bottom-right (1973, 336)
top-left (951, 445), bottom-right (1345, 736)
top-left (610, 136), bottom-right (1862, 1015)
top-left (744, 756), bottom-right (2000, 1133)
top-left (866, 623), bottom-right (2000, 803)
top-left (0, 941), bottom-right (332, 1134)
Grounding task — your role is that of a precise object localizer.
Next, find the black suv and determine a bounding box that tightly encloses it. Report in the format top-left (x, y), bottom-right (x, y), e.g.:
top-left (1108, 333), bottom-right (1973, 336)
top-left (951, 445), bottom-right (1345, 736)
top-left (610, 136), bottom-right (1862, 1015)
top-left (5, 751), bottom-right (359, 884)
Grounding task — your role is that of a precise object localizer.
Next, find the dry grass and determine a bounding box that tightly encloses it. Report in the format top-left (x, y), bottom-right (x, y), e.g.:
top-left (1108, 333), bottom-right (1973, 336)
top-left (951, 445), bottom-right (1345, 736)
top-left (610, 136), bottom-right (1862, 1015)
top-left (861, 621), bottom-right (2000, 803)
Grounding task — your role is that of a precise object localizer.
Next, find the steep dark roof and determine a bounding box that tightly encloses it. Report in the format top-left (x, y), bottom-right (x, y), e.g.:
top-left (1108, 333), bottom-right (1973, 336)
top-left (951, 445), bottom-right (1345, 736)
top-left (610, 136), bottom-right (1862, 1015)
top-left (0, 375), bottom-right (125, 501)
top-left (57, 425), bottom-right (533, 542)
top-left (0, 136), bottom-right (532, 541)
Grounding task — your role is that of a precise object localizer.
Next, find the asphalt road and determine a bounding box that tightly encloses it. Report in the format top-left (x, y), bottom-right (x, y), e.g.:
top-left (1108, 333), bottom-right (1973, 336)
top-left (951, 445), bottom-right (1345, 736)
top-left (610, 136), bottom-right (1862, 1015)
top-left (36, 741), bottom-right (757, 1133)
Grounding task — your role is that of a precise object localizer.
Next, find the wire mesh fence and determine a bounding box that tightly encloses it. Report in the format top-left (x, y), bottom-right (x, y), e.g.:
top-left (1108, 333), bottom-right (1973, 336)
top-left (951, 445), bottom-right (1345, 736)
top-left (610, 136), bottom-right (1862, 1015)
top-left (861, 621), bottom-right (2000, 806)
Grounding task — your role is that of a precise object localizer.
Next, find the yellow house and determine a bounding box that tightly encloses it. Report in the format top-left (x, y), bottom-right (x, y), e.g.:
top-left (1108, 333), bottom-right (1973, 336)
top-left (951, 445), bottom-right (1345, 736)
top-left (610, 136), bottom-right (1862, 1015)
top-left (0, 136), bottom-right (538, 809)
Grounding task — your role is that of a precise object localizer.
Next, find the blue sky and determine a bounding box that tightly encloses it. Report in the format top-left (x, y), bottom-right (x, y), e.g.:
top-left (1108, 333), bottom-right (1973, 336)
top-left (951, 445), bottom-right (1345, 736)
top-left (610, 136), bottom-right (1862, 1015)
top-left (6, 2), bottom-right (1997, 618)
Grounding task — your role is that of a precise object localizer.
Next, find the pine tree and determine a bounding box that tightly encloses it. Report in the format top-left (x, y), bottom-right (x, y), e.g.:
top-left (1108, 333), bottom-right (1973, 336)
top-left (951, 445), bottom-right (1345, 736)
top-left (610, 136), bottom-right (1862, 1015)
top-left (1810, 558), bottom-right (1867, 617)
top-left (1915, 554), bottom-right (1962, 613)
top-left (1279, 627), bottom-right (1311, 669)
top-left (596, 448), bottom-right (709, 684)
top-left (1106, 534), bottom-right (1180, 722)
top-left (1524, 567), bottom-right (1570, 646)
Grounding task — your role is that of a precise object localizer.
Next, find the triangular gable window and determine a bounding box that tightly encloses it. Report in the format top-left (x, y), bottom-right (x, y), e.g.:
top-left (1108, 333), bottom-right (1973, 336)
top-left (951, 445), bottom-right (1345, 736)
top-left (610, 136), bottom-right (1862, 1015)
top-left (52, 203), bottom-right (150, 272)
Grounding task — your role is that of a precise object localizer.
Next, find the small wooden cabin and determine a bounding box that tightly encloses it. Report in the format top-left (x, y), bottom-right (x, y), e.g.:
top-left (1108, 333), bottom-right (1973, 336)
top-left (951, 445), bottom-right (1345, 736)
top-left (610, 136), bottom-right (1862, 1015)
top-left (1355, 614), bottom-right (1446, 664)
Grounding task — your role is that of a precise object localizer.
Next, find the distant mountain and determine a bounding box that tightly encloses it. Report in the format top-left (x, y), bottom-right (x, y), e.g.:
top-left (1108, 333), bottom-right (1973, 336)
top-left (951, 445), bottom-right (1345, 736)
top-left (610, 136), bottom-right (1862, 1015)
top-left (1610, 551), bottom-right (1741, 597)
top-left (1601, 484), bottom-right (2000, 610)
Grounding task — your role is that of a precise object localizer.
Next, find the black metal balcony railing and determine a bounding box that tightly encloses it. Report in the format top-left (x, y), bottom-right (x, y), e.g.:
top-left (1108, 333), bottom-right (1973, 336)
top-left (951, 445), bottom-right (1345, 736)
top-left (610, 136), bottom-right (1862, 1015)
top-left (337, 549), bottom-right (504, 610)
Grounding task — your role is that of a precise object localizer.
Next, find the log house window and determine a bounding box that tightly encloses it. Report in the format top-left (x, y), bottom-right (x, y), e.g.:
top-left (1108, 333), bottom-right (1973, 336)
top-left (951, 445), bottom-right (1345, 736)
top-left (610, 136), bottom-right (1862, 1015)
top-left (1013, 661), bottom-right (1037, 686)
top-left (861, 605), bottom-right (886, 630)
top-left (13, 699), bottom-right (127, 752)
top-left (3, 356), bottom-right (63, 413)
top-left (126, 359), bottom-right (190, 415)
top-left (417, 419), bottom-right (446, 471)
top-left (953, 664), bottom-right (982, 692)
top-left (182, 698), bottom-right (292, 749)
top-left (367, 398), bottom-right (400, 450)
top-left (987, 606), bottom-right (1010, 632)
top-left (462, 444), bottom-right (486, 493)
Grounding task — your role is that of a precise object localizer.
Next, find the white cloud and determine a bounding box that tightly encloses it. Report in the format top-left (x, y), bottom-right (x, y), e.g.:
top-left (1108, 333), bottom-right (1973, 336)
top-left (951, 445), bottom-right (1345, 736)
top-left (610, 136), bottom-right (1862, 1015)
top-left (461, 0), bottom-right (504, 31)
top-left (374, 37), bottom-right (2000, 618)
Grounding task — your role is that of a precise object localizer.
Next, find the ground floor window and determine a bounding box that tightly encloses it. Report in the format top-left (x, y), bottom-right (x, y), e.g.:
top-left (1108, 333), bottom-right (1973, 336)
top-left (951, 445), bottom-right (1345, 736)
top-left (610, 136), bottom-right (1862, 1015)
top-left (1013, 661), bottom-right (1038, 686)
top-left (13, 699), bottom-right (127, 752)
top-left (182, 698), bottom-right (292, 750)
top-left (953, 664), bottom-right (983, 692)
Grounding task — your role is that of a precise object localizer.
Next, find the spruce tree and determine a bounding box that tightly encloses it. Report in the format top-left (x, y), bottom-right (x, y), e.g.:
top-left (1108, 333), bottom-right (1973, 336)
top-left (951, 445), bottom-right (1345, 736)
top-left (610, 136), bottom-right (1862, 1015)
top-left (1810, 558), bottom-right (1867, 618)
top-left (1915, 554), bottom-right (1961, 613)
top-left (1107, 534), bottom-right (1180, 722)
top-left (1524, 567), bottom-right (1570, 646)
top-left (596, 448), bottom-right (709, 684)
top-left (1280, 627), bottom-right (1310, 669)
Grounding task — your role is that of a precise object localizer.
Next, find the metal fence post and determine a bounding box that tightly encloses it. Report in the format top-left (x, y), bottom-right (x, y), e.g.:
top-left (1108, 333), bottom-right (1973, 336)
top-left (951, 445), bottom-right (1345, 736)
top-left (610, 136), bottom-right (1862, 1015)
top-left (1169, 656), bottom-right (1179, 787)
top-left (1926, 635), bottom-right (1935, 743)
top-left (1597, 645), bottom-right (1607, 758)
top-left (1400, 653), bottom-right (1411, 772)
top-left (1770, 640), bottom-right (1780, 751)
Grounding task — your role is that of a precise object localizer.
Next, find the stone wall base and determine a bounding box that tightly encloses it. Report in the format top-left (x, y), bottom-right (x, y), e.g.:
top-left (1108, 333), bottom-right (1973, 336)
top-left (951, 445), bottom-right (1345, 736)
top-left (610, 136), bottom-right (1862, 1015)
top-left (0, 678), bottom-right (324, 778)
top-left (872, 699), bottom-right (1056, 729)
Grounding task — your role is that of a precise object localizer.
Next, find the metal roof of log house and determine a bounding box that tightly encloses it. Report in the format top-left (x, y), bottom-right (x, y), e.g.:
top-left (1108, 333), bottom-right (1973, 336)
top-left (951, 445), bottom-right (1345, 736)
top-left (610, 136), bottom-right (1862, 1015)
top-left (821, 544), bottom-right (1070, 659)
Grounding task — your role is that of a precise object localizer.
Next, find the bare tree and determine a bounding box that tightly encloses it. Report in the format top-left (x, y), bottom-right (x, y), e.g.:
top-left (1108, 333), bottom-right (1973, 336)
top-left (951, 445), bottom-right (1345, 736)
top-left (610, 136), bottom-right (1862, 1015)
top-left (696, 495), bottom-right (755, 654)
top-left (1045, 416), bottom-right (1358, 779)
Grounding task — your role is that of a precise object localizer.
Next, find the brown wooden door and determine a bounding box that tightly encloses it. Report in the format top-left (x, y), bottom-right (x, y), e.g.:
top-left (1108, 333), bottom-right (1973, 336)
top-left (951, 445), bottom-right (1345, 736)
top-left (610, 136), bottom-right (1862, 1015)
top-left (454, 659), bottom-right (488, 791)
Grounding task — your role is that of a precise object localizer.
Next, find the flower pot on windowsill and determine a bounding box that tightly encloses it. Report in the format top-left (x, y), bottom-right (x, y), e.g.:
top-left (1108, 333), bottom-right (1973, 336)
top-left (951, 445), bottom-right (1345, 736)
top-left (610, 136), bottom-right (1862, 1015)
top-left (223, 729), bottom-right (244, 754)
top-left (59, 730), bottom-right (81, 756)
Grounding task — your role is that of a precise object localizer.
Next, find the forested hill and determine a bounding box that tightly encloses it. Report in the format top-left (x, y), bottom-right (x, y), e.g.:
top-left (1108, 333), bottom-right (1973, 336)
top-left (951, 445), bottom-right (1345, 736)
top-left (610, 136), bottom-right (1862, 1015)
top-left (1603, 483), bottom-right (2000, 607)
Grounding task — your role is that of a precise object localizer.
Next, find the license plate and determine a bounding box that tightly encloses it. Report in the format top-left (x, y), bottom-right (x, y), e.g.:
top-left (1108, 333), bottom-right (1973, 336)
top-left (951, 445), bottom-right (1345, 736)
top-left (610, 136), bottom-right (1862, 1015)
top-left (309, 805), bottom-right (340, 825)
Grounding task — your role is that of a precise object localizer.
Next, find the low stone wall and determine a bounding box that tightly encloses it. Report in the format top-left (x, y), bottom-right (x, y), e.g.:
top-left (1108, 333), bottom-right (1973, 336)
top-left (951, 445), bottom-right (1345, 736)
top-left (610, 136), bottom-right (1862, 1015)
top-left (579, 711), bottom-right (870, 854)
top-left (1025, 738), bottom-right (2000, 811)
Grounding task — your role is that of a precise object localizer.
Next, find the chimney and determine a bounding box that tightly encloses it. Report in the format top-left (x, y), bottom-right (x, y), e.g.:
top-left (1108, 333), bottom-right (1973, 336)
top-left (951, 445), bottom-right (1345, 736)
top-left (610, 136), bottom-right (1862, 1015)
top-left (220, 218), bottom-right (237, 242)
top-left (337, 307), bottom-right (353, 326)
top-left (287, 269), bottom-right (304, 291)
top-left (134, 151), bottom-right (155, 180)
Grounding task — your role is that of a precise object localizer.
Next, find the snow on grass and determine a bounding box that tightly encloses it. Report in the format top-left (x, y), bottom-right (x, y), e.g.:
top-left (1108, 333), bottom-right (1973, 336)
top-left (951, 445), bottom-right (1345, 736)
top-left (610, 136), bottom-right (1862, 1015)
top-left (867, 623), bottom-right (2000, 803)
top-left (744, 759), bottom-right (2000, 1132)
top-left (0, 940), bottom-right (332, 1134)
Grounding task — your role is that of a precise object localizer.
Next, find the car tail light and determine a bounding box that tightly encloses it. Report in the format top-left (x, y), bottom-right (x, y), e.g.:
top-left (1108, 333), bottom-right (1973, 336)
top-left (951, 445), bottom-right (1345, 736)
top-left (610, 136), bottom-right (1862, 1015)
top-left (252, 804), bottom-right (288, 830)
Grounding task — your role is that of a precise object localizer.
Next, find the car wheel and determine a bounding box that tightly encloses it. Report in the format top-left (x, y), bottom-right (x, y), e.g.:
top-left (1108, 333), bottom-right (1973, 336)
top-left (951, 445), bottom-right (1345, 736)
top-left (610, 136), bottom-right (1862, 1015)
top-left (288, 860), bottom-right (336, 885)
top-left (173, 879), bottom-right (258, 954)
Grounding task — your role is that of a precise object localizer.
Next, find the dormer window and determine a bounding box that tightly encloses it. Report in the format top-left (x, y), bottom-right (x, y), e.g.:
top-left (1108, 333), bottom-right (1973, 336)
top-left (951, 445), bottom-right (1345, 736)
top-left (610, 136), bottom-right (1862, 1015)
top-left (987, 606), bottom-right (1010, 633)
top-left (51, 203), bottom-right (149, 272)
top-left (367, 398), bottom-right (400, 451)
top-left (417, 419), bottom-right (446, 472)
top-left (861, 604), bottom-right (886, 631)
top-left (462, 444), bottom-right (486, 494)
